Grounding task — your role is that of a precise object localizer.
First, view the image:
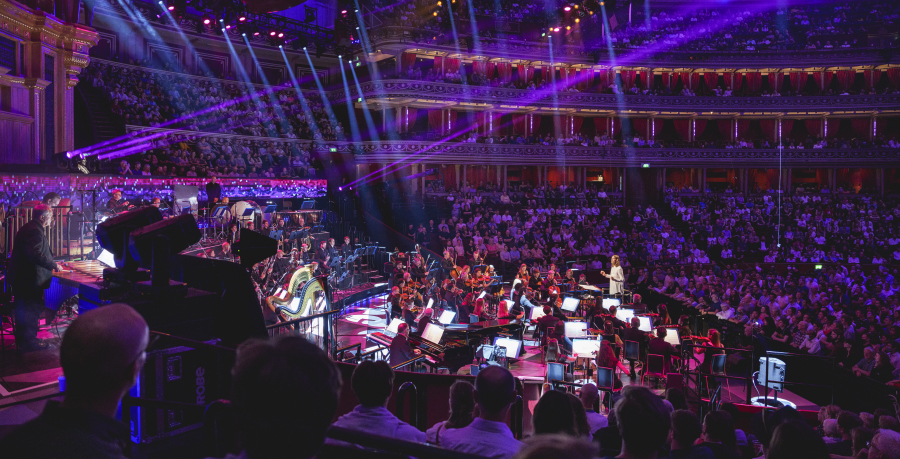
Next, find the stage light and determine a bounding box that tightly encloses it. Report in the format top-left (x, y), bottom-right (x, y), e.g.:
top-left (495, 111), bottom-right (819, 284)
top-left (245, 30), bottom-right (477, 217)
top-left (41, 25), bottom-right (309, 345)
top-left (542, 33), bottom-right (546, 37)
top-left (203, 18), bottom-right (211, 24)
top-left (339, 186), bottom-right (343, 191)
top-left (433, 11), bottom-right (438, 16)
top-left (270, 31), bottom-right (277, 36)
top-left (253, 31), bottom-right (260, 36)
top-left (303, 46), bottom-right (307, 50)
top-left (566, 25), bottom-right (571, 30)
top-left (338, 55), bottom-right (342, 58)
top-left (279, 45), bottom-right (283, 48)
top-left (168, 5), bottom-right (174, 10)
top-left (242, 33), bottom-right (246, 36)
top-left (574, 4), bottom-right (578, 8)
top-left (239, 16), bottom-right (246, 21)
top-left (225, 24), bottom-right (232, 29)
top-left (554, 27), bottom-right (560, 32)
top-left (277, 32), bottom-right (284, 37)
top-left (564, 6), bottom-right (571, 11)
top-left (341, 9), bottom-right (347, 14)
top-left (437, 1), bottom-right (442, 5)
top-left (600, 1), bottom-right (604, 5)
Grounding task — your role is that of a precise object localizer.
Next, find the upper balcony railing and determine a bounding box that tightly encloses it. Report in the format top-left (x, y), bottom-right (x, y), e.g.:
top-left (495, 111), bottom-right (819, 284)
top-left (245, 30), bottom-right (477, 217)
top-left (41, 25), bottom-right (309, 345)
top-left (346, 79), bottom-right (900, 113)
top-left (317, 141), bottom-right (900, 168)
top-left (369, 26), bottom-right (900, 68)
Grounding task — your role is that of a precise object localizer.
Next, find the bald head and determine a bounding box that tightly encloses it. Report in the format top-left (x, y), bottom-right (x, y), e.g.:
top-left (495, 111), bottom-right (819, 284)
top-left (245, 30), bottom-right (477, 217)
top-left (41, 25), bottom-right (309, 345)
top-left (475, 366), bottom-right (516, 416)
top-left (61, 304), bottom-right (149, 397)
top-left (580, 383), bottom-right (599, 408)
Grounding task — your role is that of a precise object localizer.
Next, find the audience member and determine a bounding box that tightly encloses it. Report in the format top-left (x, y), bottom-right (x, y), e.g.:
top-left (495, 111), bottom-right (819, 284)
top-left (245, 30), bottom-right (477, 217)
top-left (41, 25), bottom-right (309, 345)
top-left (425, 380), bottom-right (476, 445)
top-left (667, 410), bottom-right (714, 459)
top-left (580, 384), bottom-right (609, 434)
top-left (604, 385), bottom-right (671, 459)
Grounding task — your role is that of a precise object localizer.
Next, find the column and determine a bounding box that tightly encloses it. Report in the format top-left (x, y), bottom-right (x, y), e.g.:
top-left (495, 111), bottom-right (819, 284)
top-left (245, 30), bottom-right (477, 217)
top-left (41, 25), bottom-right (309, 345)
top-left (877, 168), bottom-right (885, 197)
top-left (503, 166), bottom-right (508, 192)
top-left (455, 164), bottom-right (461, 190)
top-left (700, 168), bottom-right (707, 193)
top-left (544, 166), bottom-right (549, 186)
top-left (827, 168), bottom-right (835, 191)
top-left (496, 165), bottom-right (501, 188)
top-left (462, 165), bottom-right (467, 188)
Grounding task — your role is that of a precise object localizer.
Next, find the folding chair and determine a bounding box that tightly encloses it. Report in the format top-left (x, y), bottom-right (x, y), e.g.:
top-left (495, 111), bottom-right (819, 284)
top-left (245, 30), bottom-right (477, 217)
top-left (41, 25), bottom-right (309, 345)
top-left (624, 340), bottom-right (641, 378)
top-left (594, 364), bottom-right (621, 412)
top-left (707, 353), bottom-right (729, 399)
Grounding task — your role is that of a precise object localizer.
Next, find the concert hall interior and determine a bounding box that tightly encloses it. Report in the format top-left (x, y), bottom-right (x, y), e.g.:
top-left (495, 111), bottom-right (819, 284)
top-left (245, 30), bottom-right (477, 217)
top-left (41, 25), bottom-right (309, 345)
top-left (1, 0), bottom-right (900, 457)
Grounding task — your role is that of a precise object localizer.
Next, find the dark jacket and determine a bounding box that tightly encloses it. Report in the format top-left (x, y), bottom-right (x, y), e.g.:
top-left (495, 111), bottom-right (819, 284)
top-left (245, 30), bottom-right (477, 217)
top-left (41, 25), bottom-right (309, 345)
top-left (648, 337), bottom-right (679, 373)
top-left (10, 220), bottom-right (56, 293)
top-left (389, 334), bottom-right (417, 367)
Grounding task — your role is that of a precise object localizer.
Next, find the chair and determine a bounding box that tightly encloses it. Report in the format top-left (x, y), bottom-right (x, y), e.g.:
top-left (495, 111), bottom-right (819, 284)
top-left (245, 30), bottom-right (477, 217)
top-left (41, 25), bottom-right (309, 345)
top-left (706, 353), bottom-right (730, 398)
top-left (642, 354), bottom-right (666, 388)
top-left (624, 339), bottom-right (641, 377)
top-left (594, 364), bottom-right (621, 411)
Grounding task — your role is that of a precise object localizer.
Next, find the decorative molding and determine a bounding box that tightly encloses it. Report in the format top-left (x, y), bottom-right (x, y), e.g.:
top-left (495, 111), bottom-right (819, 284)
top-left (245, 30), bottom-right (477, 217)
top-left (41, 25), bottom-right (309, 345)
top-left (345, 80), bottom-right (900, 113)
top-left (317, 141), bottom-right (900, 167)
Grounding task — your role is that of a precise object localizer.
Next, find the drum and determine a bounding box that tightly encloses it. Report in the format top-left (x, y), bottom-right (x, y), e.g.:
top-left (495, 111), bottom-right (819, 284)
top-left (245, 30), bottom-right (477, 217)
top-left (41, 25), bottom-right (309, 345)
top-left (231, 200), bottom-right (261, 223)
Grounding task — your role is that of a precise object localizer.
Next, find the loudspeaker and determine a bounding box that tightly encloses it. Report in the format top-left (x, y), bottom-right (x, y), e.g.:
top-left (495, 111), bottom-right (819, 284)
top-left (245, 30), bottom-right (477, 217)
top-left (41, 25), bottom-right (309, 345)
top-left (96, 207), bottom-right (164, 269)
top-left (128, 214), bottom-right (202, 267)
top-left (232, 228), bottom-right (278, 268)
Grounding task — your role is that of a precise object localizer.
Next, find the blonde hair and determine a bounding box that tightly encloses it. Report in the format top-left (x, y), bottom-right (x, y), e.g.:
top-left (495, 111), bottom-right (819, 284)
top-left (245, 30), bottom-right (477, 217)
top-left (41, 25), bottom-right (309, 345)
top-left (611, 255), bottom-right (620, 267)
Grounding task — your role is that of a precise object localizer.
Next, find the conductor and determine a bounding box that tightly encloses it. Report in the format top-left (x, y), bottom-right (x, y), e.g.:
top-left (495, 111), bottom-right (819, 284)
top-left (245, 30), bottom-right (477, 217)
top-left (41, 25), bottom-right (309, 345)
top-left (10, 204), bottom-right (63, 352)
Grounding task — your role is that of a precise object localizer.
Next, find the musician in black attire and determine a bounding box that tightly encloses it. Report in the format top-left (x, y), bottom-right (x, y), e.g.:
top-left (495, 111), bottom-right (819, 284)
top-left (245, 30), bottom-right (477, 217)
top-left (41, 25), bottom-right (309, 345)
top-left (648, 327), bottom-right (678, 374)
top-left (326, 238), bottom-right (339, 259)
top-left (205, 175), bottom-right (222, 207)
top-left (315, 241), bottom-right (330, 272)
top-left (42, 192), bottom-right (61, 207)
top-left (10, 205), bottom-right (63, 352)
top-left (105, 189), bottom-right (130, 213)
top-left (439, 251), bottom-right (455, 281)
top-left (389, 323), bottom-right (420, 367)
top-left (409, 257), bottom-right (427, 283)
top-left (340, 236), bottom-right (354, 258)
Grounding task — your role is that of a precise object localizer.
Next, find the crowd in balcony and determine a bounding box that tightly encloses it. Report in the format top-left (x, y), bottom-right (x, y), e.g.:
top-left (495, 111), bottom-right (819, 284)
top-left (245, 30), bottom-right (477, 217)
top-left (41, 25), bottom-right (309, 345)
top-left (112, 132), bottom-right (318, 179)
top-left (79, 61), bottom-right (347, 141)
top-left (372, 0), bottom-right (897, 55)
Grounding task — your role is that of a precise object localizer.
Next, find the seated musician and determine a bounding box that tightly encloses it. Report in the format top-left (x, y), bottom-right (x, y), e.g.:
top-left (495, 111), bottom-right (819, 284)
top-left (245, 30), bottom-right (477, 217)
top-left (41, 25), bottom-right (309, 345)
top-left (528, 268), bottom-right (543, 298)
top-left (440, 251), bottom-right (455, 281)
top-left (327, 238), bottom-right (339, 259)
top-left (471, 249), bottom-right (484, 267)
top-left (534, 306), bottom-right (565, 347)
top-left (472, 294), bottom-right (508, 322)
top-left (596, 340), bottom-right (629, 391)
top-left (607, 306), bottom-right (628, 329)
top-left (648, 327), bottom-right (679, 374)
top-left (564, 269), bottom-right (577, 289)
top-left (516, 264), bottom-right (530, 283)
top-left (602, 321), bottom-right (625, 347)
top-left (258, 219), bottom-right (271, 235)
top-left (454, 290), bottom-right (473, 324)
top-left (514, 284), bottom-right (540, 319)
top-left (456, 271), bottom-right (471, 293)
top-left (340, 236), bottom-right (353, 258)
top-left (298, 243), bottom-right (311, 263)
top-left (401, 296), bottom-right (418, 329)
top-left (415, 308), bottom-right (434, 335)
top-left (410, 257), bottom-right (427, 282)
top-left (389, 287), bottom-right (403, 319)
top-left (388, 323), bottom-right (421, 368)
top-left (105, 189), bottom-right (130, 213)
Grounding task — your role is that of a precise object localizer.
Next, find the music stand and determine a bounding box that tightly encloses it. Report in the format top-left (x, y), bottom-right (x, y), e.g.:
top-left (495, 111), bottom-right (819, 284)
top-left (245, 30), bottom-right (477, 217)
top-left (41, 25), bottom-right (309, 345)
top-left (264, 205), bottom-right (277, 214)
top-left (301, 200), bottom-right (315, 209)
top-left (212, 205), bottom-right (229, 238)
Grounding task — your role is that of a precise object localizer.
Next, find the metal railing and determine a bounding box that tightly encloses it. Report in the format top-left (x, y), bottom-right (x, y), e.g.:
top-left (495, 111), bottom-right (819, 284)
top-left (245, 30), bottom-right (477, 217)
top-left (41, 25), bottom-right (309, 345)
top-left (396, 381), bottom-right (418, 430)
top-left (266, 308), bottom-right (342, 358)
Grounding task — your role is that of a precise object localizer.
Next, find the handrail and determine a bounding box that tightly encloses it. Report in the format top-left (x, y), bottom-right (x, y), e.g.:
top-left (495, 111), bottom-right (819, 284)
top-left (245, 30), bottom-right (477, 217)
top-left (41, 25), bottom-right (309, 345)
top-left (510, 395), bottom-right (524, 440)
top-left (149, 331), bottom-right (236, 355)
top-left (334, 343), bottom-right (362, 363)
top-left (325, 425), bottom-right (487, 459)
top-left (265, 308), bottom-right (342, 330)
top-left (391, 355), bottom-right (429, 370)
top-left (395, 381), bottom-right (418, 430)
top-left (358, 345), bottom-right (388, 360)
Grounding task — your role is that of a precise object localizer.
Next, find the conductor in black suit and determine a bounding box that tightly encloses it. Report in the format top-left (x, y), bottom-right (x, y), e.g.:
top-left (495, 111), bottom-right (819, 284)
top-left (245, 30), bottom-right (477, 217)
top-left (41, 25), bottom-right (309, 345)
top-left (389, 323), bottom-right (420, 367)
top-left (10, 205), bottom-right (63, 352)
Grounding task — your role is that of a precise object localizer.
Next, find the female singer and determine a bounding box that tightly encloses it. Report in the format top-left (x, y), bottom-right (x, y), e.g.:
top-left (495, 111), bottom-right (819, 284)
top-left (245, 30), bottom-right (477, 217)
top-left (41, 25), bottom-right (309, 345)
top-left (601, 255), bottom-right (625, 296)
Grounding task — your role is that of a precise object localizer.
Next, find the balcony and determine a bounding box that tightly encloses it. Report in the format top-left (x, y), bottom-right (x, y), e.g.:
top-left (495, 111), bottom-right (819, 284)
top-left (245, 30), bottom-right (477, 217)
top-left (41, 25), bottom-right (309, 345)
top-left (345, 80), bottom-right (900, 113)
top-left (319, 141), bottom-right (900, 167)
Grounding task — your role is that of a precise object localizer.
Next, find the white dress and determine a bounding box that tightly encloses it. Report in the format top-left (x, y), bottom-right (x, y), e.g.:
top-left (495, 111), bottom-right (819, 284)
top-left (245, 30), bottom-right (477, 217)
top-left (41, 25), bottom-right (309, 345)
top-left (607, 265), bottom-right (625, 295)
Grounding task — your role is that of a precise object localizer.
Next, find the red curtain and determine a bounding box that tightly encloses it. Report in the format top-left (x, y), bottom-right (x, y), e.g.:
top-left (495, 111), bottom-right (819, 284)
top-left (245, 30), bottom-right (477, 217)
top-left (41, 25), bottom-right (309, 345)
top-left (694, 119), bottom-right (707, 138)
top-left (806, 119), bottom-right (822, 137)
top-left (811, 72), bottom-right (822, 89)
top-left (573, 116), bottom-right (584, 135)
top-left (660, 72), bottom-right (668, 88)
top-left (434, 56), bottom-right (443, 72)
top-left (527, 65), bottom-right (534, 83)
top-left (760, 120), bottom-right (776, 141)
top-left (531, 114), bottom-right (541, 134)
top-left (789, 72), bottom-right (799, 91)
top-left (674, 120), bottom-right (690, 140)
top-left (652, 118), bottom-right (663, 138)
top-left (718, 120), bottom-right (733, 139)
top-left (405, 108), bottom-right (417, 132)
top-left (704, 72), bottom-right (717, 91)
top-left (599, 71), bottom-right (609, 90)
top-left (517, 64), bottom-right (526, 83)
top-left (594, 117), bottom-right (607, 134)
top-left (734, 72), bottom-right (744, 92)
top-left (429, 110), bottom-right (443, 132)
top-left (781, 119), bottom-right (794, 140)
top-left (836, 71), bottom-right (852, 91)
top-left (446, 59), bottom-right (460, 73)
top-left (852, 118), bottom-right (870, 138)
top-left (799, 73), bottom-right (809, 92)
top-left (505, 63), bottom-right (512, 83)
top-left (826, 118), bottom-right (840, 139)
top-left (632, 118), bottom-right (648, 138)
top-left (747, 72), bottom-right (762, 92)
top-left (493, 63), bottom-right (503, 81)
top-left (513, 114), bottom-right (527, 135)
top-left (475, 112), bottom-right (486, 135)
top-left (401, 52), bottom-right (416, 71)
top-left (585, 70), bottom-right (594, 90)
top-left (888, 68), bottom-right (900, 88)
top-left (691, 73), bottom-right (700, 90)
top-left (863, 70), bottom-right (872, 91)
top-left (738, 120), bottom-right (751, 139)
top-left (825, 71), bottom-right (834, 88)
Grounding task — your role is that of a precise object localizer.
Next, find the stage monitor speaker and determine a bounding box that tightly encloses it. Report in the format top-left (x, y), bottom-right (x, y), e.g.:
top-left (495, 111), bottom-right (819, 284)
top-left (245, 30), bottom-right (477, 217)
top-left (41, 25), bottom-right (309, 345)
top-left (233, 229), bottom-right (278, 268)
top-left (96, 207), bottom-right (163, 269)
top-left (128, 214), bottom-right (202, 266)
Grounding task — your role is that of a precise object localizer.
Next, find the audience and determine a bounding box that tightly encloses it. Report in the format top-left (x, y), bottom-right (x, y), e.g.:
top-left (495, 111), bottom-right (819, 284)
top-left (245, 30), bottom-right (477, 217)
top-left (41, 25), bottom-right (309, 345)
top-left (227, 335), bottom-right (341, 458)
top-left (606, 385), bottom-right (671, 459)
top-left (698, 411), bottom-right (740, 459)
top-left (0, 304), bottom-right (148, 459)
top-left (766, 420), bottom-right (830, 459)
top-left (580, 384), bottom-right (609, 434)
top-left (667, 410), bottom-right (714, 459)
top-left (330, 360), bottom-right (426, 443)
top-left (425, 380), bottom-right (476, 445)
top-left (440, 366), bottom-right (523, 459)
top-left (532, 390), bottom-right (577, 437)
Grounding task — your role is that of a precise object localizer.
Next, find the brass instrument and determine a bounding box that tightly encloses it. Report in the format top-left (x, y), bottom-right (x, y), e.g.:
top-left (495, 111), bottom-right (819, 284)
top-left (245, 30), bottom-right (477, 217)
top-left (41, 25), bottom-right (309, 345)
top-left (266, 264), bottom-right (327, 322)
